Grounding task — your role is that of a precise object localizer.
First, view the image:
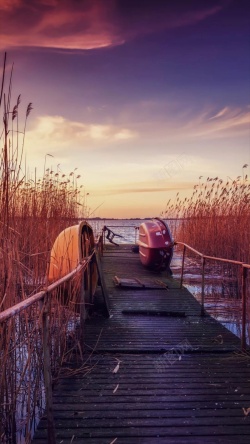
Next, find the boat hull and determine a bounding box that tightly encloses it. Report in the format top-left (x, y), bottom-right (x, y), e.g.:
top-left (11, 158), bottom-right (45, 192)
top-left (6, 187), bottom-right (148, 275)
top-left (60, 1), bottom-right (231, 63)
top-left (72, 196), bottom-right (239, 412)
top-left (137, 218), bottom-right (173, 271)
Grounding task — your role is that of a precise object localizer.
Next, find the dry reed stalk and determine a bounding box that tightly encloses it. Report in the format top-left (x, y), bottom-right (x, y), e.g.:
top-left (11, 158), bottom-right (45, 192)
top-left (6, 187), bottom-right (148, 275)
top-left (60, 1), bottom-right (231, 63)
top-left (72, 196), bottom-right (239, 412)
top-left (164, 175), bottom-right (250, 263)
top-left (0, 53), bottom-right (87, 443)
top-left (164, 174), bottom-right (250, 342)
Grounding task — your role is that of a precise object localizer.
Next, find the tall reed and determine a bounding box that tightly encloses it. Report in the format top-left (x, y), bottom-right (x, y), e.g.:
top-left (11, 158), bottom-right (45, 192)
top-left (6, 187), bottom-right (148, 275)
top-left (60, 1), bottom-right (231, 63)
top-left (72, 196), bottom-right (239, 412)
top-left (0, 53), bottom-right (86, 443)
top-left (164, 174), bottom-right (250, 264)
top-left (164, 173), bottom-right (250, 338)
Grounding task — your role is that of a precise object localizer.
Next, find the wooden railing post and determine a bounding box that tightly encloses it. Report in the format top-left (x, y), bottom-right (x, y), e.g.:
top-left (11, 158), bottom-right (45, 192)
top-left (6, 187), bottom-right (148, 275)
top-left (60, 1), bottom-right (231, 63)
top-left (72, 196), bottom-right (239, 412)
top-left (201, 256), bottom-right (205, 316)
top-left (100, 232), bottom-right (104, 256)
top-left (134, 226), bottom-right (138, 244)
top-left (41, 294), bottom-right (56, 444)
top-left (80, 268), bottom-right (86, 346)
top-left (241, 266), bottom-right (247, 351)
top-left (103, 228), bottom-right (106, 249)
top-left (180, 245), bottom-right (186, 289)
top-left (94, 248), bottom-right (110, 317)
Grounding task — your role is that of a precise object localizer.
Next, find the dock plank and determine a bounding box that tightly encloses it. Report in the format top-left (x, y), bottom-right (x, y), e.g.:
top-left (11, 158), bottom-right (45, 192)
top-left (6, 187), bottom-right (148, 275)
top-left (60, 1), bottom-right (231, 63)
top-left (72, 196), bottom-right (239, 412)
top-left (32, 245), bottom-right (250, 444)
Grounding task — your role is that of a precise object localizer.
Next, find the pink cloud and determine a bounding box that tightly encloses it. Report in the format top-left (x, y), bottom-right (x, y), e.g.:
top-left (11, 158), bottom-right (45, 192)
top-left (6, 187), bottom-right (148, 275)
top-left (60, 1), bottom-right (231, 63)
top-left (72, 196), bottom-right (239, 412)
top-left (0, 0), bottom-right (120, 49)
top-left (0, 0), bottom-right (230, 50)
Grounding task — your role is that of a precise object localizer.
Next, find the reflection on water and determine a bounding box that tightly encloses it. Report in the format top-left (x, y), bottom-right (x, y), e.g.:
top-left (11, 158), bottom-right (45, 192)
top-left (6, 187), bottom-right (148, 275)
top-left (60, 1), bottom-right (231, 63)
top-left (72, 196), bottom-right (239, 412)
top-left (89, 219), bottom-right (250, 345)
top-left (171, 252), bottom-right (250, 345)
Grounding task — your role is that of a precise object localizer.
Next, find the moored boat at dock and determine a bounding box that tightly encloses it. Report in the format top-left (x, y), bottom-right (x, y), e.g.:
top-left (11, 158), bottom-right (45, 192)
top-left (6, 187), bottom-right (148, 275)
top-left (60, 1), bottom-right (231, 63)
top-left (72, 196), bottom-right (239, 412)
top-left (137, 217), bottom-right (174, 272)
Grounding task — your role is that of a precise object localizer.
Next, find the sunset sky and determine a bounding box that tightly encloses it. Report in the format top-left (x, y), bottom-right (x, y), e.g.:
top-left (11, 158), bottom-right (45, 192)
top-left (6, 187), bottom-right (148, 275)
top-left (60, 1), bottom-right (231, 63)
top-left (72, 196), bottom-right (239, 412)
top-left (1, 0), bottom-right (250, 218)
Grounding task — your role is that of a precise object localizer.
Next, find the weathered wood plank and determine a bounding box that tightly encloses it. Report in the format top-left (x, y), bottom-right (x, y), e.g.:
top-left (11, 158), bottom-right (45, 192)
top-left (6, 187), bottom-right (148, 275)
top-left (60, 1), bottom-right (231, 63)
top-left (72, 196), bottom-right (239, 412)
top-left (113, 276), bottom-right (169, 289)
top-left (32, 437), bottom-right (250, 444)
top-left (34, 424), bottom-right (250, 438)
top-left (32, 245), bottom-right (250, 443)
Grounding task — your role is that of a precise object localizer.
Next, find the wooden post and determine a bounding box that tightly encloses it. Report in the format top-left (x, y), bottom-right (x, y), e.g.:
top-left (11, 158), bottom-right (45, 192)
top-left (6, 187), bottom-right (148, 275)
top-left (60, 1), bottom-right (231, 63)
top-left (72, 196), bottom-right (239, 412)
top-left (89, 259), bottom-right (93, 301)
top-left (103, 228), bottom-right (106, 249)
top-left (79, 269), bottom-right (86, 346)
top-left (94, 248), bottom-right (110, 317)
top-left (134, 226), bottom-right (138, 244)
top-left (180, 245), bottom-right (186, 289)
top-left (201, 256), bottom-right (205, 316)
top-left (41, 294), bottom-right (56, 444)
top-left (100, 232), bottom-right (104, 256)
top-left (241, 266), bottom-right (247, 351)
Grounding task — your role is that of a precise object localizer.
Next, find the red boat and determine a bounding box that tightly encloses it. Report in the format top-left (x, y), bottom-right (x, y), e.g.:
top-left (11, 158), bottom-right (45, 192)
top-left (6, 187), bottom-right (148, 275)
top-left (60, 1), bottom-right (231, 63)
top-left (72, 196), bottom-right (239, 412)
top-left (137, 218), bottom-right (174, 272)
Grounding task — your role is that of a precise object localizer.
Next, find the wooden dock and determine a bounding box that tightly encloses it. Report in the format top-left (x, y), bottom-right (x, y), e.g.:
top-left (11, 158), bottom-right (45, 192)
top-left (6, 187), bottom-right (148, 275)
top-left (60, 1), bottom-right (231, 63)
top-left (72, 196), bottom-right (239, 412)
top-left (33, 245), bottom-right (250, 443)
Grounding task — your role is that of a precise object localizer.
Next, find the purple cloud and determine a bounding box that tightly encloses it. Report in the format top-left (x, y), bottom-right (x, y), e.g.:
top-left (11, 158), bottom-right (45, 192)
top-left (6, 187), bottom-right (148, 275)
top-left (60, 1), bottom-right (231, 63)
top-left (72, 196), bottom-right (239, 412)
top-left (0, 0), bottom-right (231, 50)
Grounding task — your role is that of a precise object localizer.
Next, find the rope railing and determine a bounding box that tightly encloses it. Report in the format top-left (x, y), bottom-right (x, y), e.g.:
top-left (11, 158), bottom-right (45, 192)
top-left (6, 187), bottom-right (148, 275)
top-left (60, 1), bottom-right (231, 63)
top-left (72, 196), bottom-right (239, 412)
top-left (0, 260), bottom-right (89, 323)
top-left (0, 236), bottom-right (103, 444)
top-left (175, 241), bottom-right (249, 351)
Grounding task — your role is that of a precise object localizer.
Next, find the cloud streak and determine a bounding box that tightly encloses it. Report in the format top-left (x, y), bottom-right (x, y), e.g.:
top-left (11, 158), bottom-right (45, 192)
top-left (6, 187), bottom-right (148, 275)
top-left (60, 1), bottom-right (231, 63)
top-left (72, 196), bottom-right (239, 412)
top-left (0, 0), bottom-right (230, 50)
top-left (186, 106), bottom-right (250, 139)
top-left (26, 115), bottom-right (137, 155)
top-left (130, 102), bottom-right (250, 141)
top-left (92, 183), bottom-right (194, 196)
top-left (25, 103), bottom-right (249, 162)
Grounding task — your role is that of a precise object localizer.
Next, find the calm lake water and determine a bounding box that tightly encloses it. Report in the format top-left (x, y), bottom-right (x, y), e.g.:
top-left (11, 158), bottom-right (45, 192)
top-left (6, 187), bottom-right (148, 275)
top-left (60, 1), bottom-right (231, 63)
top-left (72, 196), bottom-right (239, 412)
top-left (89, 218), bottom-right (178, 244)
top-left (89, 218), bottom-right (249, 345)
